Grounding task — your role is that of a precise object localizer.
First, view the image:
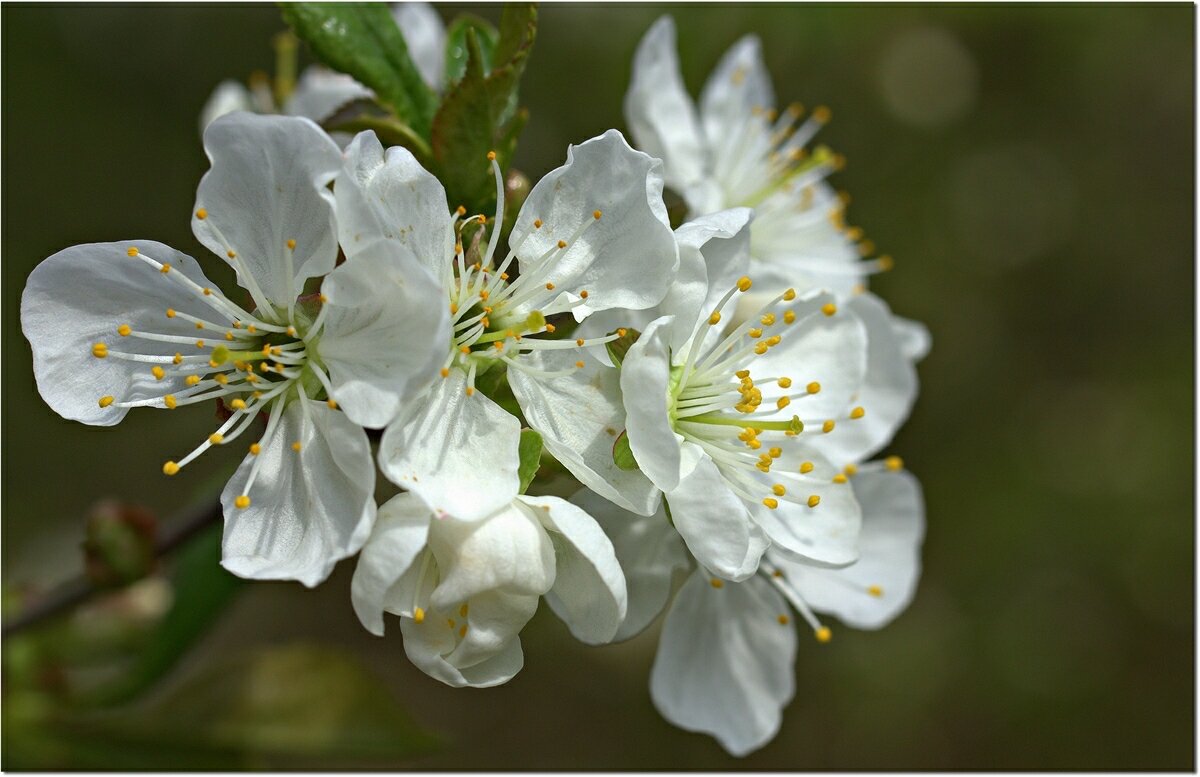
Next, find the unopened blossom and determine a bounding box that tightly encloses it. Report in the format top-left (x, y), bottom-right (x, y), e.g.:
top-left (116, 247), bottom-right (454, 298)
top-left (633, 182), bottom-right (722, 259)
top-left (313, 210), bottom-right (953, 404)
top-left (625, 16), bottom-right (889, 300)
top-left (352, 491), bottom-right (627, 687)
top-left (575, 460), bottom-right (924, 755)
top-left (333, 128), bottom-right (677, 520)
top-left (20, 113), bottom-right (448, 585)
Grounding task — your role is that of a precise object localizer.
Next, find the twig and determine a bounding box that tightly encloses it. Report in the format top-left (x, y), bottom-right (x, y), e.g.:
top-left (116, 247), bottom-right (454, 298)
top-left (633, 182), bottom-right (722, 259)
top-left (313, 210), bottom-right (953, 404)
top-left (1, 500), bottom-right (223, 639)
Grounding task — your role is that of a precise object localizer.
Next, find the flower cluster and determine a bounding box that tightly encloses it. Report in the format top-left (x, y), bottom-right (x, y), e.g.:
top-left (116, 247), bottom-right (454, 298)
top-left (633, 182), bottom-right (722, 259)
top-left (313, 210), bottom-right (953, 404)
top-left (20, 7), bottom-right (928, 757)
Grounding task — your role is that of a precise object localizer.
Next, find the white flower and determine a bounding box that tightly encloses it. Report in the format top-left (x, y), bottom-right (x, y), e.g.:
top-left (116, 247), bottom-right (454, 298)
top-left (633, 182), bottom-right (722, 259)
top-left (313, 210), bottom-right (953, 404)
top-left (20, 113), bottom-right (449, 586)
top-left (200, 3), bottom-right (444, 133)
top-left (333, 128), bottom-right (677, 521)
top-left (624, 15), bottom-right (887, 300)
top-left (575, 461), bottom-right (925, 755)
top-left (351, 491), bottom-right (627, 688)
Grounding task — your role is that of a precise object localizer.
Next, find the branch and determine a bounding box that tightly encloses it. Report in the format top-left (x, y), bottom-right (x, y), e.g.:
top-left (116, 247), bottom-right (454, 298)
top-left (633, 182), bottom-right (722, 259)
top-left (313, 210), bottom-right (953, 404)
top-left (1, 500), bottom-right (223, 639)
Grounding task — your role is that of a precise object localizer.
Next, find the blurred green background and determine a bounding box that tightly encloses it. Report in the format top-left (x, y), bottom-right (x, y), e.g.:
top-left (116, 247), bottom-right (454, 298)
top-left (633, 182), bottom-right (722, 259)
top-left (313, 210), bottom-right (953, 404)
top-left (2, 2), bottom-right (1194, 770)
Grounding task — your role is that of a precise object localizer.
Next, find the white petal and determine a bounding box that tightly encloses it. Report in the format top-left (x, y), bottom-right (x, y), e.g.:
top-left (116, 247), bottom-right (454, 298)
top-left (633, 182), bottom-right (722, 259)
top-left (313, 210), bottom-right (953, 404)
top-left (392, 2), bottom-right (446, 91)
top-left (891, 313), bottom-right (932, 363)
top-left (427, 502), bottom-right (556, 604)
top-left (335, 131), bottom-right (456, 284)
top-left (666, 444), bottom-right (768, 582)
top-left (571, 488), bottom-right (690, 642)
top-left (20, 240), bottom-right (221, 426)
top-left (699, 35), bottom-right (775, 170)
top-left (317, 245), bottom-right (450, 428)
top-left (282, 66), bottom-right (374, 123)
top-left (749, 463), bottom-right (863, 568)
top-left (510, 129), bottom-right (678, 315)
top-left (813, 293), bottom-right (921, 464)
top-left (400, 613), bottom-right (526, 688)
top-left (622, 15), bottom-right (709, 193)
top-left (508, 349), bottom-right (660, 516)
top-left (619, 316), bottom-right (683, 493)
top-left (675, 207), bottom-right (754, 316)
top-left (521, 495), bottom-right (628, 645)
top-left (220, 399), bottom-right (375, 587)
top-left (193, 113), bottom-right (342, 308)
top-left (776, 468), bottom-right (925, 629)
top-left (350, 492), bottom-right (432, 635)
top-left (378, 369), bottom-right (521, 520)
top-left (199, 80), bottom-right (254, 133)
top-left (650, 569), bottom-right (796, 757)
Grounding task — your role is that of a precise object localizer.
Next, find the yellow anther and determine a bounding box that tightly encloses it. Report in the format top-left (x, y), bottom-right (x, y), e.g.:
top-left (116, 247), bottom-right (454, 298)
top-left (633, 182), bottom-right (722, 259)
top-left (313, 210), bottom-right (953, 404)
top-left (580, 290), bottom-right (589, 299)
top-left (286, 238), bottom-right (296, 250)
top-left (249, 443), bottom-right (261, 455)
top-left (832, 473), bottom-right (848, 484)
top-left (413, 607), bottom-right (426, 623)
top-left (760, 313), bottom-right (776, 326)
top-left (778, 614), bottom-right (790, 625)
top-left (230, 398), bottom-right (247, 410)
top-left (850, 406), bottom-right (865, 419)
top-left (776, 396), bottom-right (791, 410)
top-left (768, 447), bottom-right (782, 459)
top-left (209, 433), bottom-right (224, 445)
top-left (459, 603), bottom-right (469, 618)
top-left (478, 290), bottom-right (489, 301)
top-left (708, 311), bottom-right (722, 326)
top-left (246, 324), bottom-right (255, 333)
top-left (592, 209), bottom-right (603, 220)
top-left (459, 345), bottom-right (471, 355)
top-left (617, 328), bottom-right (628, 337)
top-left (805, 382), bottom-right (821, 395)
top-left (203, 288), bottom-right (213, 296)
top-left (576, 338), bottom-right (585, 346)
top-left (737, 276), bottom-right (752, 292)
top-left (259, 362), bottom-right (269, 372)
top-left (455, 205), bottom-right (466, 216)
top-left (885, 455), bottom-right (904, 471)
top-left (858, 240), bottom-right (876, 257)
top-left (195, 321), bottom-right (205, 330)
top-left (867, 585), bottom-right (884, 597)
top-left (226, 250), bottom-right (237, 259)
top-left (815, 626), bottom-right (832, 643)
top-left (447, 618), bottom-right (456, 629)
top-left (762, 497), bottom-right (779, 509)
top-left (754, 342), bottom-right (769, 355)
top-left (879, 255), bottom-right (895, 271)
top-left (493, 341), bottom-right (504, 351)
top-left (544, 282), bottom-right (556, 291)
top-left (318, 294), bottom-right (327, 303)
top-left (325, 398), bottom-right (338, 410)
top-left (163, 394), bottom-right (177, 409)
top-left (234, 495), bottom-right (251, 509)
top-left (500, 272), bottom-right (509, 280)
top-left (783, 288), bottom-right (796, 301)
top-left (91, 343), bottom-right (108, 358)
top-left (126, 246), bottom-right (139, 257)
top-left (544, 323), bottom-right (556, 333)
top-left (465, 386), bottom-right (476, 396)
top-left (195, 340), bottom-right (205, 349)
top-left (162, 460), bottom-right (180, 476)
top-left (736, 369), bottom-right (750, 379)
top-left (487, 150), bottom-right (497, 161)
top-left (710, 578), bottom-right (724, 589)
top-left (813, 105), bottom-right (832, 123)
top-left (844, 463), bottom-right (859, 476)
top-left (225, 331), bottom-right (234, 341)
top-left (253, 391), bottom-right (263, 398)
top-left (117, 324), bottom-right (132, 337)
top-left (557, 240), bottom-right (567, 249)
top-left (270, 347), bottom-right (282, 356)
top-left (173, 352), bottom-right (183, 364)
top-left (807, 495), bottom-right (821, 508)
top-left (822, 420), bottom-right (835, 433)
top-left (195, 208), bottom-right (207, 220)
top-left (799, 461), bottom-right (814, 474)
top-left (286, 326), bottom-right (297, 336)
top-left (459, 625), bottom-right (468, 638)
top-left (748, 328), bottom-right (762, 339)
top-left (821, 303), bottom-right (837, 317)
top-left (575, 360), bottom-right (585, 368)
top-left (98, 395), bottom-right (115, 408)
top-left (151, 366), bottom-right (165, 380)
top-left (783, 310), bottom-right (796, 324)
top-left (772, 484), bottom-right (787, 496)
top-left (214, 373), bottom-right (229, 385)
top-left (165, 308), bottom-right (176, 319)
top-left (533, 219), bottom-right (543, 229)
top-left (160, 263), bottom-right (171, 274)
top-left (765, 335), bottom-right (781, 347)
top-left (777, 378), bottom-right (792, 389)
top-left (291, 441), bottom-right (302, 452)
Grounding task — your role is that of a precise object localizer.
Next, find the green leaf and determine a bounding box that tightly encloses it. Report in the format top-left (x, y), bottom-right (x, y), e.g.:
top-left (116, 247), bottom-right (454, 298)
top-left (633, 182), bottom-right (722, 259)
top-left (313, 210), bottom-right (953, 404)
top-left (84, 523), bottom-right (243, 707)
top-left (612, 431), bottom-right (639, 471)
top-left (444, 14), bottom-right (499, 85)
top-left (323, 98), bottom-right (432, 160)
top-left (518, 428), bottom-right (544, 493)
top-left (53, 645), bottom-right (437, 768)
top-left (430, 3), bottom-right (537, 214)
top-left (281, 3), bottom-right (438, 137)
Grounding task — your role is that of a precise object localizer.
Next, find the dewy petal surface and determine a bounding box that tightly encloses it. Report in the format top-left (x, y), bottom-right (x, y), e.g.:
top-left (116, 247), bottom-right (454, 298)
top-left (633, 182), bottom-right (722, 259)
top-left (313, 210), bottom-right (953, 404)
top-left (510, 129), bottom-right (678, 315)
top-left (351, 492), bottom-right (433, 636)
top-left (193, 113), bottom-right (342, 309)
top-left (522, 495), bottom-right (628, 645)
top-left (571, 488), bottom-right (691, 642)
top-left (509, 349), bottom-right (660, 516)
top-left (777, 468), bottom-right (925, 629)
top-left (620, 316), bottom-right (682, 492)
top-left (335, 131), bottom-right (455, 282)
top-left (379, 369), bottom-right (521, 521)
top-left (318, 243), bottom-right (449, 428)
top-left (21, 240), bottom-right (222, 426)
top-left (623, 15), bottom-right (709, 194)
top-left (666, 443), bottom-right (768, 582)
top-left (651, 569), bottom-right (796, 757)
top-left (220, 399), bottom-right (375, 587)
